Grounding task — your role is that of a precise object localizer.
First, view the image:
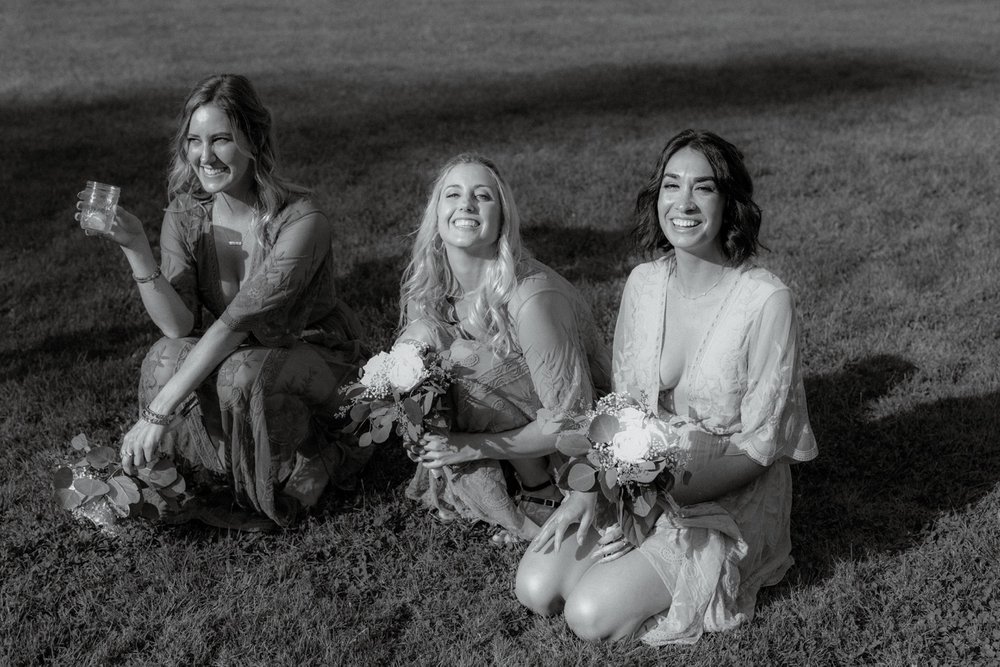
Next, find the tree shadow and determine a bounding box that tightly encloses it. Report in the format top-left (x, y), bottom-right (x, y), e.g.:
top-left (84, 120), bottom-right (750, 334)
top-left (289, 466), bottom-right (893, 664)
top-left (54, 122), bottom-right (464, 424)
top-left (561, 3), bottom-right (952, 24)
top-left (0, 324), bottom-right (155, 382)
top-left (1, 50), bottom-right (963, 252)
top-left (523, 224), bottom-right (631, 284)
top-left (774, 354), bottom-right (1000, 590)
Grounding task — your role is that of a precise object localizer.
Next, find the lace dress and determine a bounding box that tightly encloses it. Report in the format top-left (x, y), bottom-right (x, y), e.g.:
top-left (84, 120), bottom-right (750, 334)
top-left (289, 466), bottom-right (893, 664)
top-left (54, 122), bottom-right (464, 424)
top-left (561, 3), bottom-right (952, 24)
top-left (402, 258), bottom-right (612, 536)
top-left (612, 254), bottom-right (818, 645)
top-left (139, 195), bottom-right (369, 528)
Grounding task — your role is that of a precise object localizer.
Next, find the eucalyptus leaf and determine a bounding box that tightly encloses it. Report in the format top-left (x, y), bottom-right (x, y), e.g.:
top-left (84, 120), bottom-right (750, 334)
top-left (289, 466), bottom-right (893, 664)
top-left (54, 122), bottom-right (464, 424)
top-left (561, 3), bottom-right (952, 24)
top-left (86, 446), bottom-right (116, 470)
top-left (70, 433), bottom-right (89, 451)
top-left (632, 492), bottom-right (653, 517)
top-left (555, 433), bottom-right (592, 457)
top-left (145, 460), bottom-right (178, 487)
top-left (588, 414), bottom-right (621, 443)
top-left (168, 475), bottom-right (186, 495)
top-left (359, 431), bottom-right (373, 447)
top-left (73, 478), bottom-right (110, 497)
top-left (372, 419), bottom-right (392, 443)
top-left (141, 487), bottom-right (167, 517)
top-left (53, 467), bottom-right (74, 489)
top-left (108, 476), bottom-right (141, 505)
top-left (566, 463), bottom-right (598, 493)
top-left (345, 385), bottom-right (367, 399)
top-left (350, 403), bottom-right (371, 423)
top-left (402, 397), bottom-right (423, 426)
top-left (56, 488), bottom-right (83, 509)
top-left (603, 467), bottom-right (619, 490)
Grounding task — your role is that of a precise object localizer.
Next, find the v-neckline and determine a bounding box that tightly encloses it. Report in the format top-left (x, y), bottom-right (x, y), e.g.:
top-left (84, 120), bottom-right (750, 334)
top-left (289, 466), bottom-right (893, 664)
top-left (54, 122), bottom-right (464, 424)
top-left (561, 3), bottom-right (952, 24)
top-left (203, 200), bottom-right (252, 308)
top-left (658, 257), bottom-right (742, 406)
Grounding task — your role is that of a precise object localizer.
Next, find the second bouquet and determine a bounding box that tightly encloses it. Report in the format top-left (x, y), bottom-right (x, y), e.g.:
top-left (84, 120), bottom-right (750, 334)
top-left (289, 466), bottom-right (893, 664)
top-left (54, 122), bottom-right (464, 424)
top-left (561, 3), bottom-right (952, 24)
top-left (546, 392), bottom-right (690, 548)
top-left (338, 341), bottom-right (453, 453)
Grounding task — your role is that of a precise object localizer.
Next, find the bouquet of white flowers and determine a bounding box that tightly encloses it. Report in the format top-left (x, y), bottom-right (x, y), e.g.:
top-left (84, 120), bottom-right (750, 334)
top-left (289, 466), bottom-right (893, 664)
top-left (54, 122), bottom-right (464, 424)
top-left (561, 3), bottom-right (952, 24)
top-left (338, 341), bottom-right (453, 451)
top-left (546, 392), bottom-right (690, 547)
top-left (52, 433), bottom-right (186, 535)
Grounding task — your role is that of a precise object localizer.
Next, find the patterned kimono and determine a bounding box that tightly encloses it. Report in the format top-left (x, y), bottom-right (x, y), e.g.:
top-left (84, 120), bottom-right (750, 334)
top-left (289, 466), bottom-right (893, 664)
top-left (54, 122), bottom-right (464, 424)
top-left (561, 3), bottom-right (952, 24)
top-left (139, 195), bottom-right (368, 528)
top-left (402, 258), bottom-right (612, 536)
top-left (613, 254), bottom-right (818, 645)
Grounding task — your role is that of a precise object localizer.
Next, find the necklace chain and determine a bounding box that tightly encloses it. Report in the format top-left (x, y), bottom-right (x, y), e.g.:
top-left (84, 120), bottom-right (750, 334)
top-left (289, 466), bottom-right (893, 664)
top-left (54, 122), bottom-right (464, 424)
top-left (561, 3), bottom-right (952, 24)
top-left (675, 268), bottom-right (727, 300)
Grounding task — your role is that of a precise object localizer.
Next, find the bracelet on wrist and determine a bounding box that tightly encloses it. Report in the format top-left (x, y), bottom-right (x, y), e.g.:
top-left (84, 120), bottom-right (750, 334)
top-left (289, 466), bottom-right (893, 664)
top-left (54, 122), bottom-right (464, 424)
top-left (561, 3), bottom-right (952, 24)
top-left (133, 267), bottom-right (162, 284)
top-left (141, 404), bottom-right (174, 426)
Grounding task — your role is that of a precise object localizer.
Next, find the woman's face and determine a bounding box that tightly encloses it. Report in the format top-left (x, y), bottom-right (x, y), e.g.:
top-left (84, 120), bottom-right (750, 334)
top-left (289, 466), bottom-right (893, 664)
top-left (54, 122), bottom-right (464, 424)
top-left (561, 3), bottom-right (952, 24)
top-left (436, 163), bottom-right (503, 258)
top-left (657, 147), bottom-right (726, 261)
top-left (185, 104), bottom-right (254, 199)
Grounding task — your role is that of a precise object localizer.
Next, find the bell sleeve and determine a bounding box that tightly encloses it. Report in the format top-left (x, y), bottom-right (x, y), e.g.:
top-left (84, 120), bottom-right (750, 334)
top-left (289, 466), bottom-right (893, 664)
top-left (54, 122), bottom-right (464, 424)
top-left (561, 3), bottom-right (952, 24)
top-left (728, 288), bottom-right (818, 466)
top-left (514, 288), bottom-right (594, 420)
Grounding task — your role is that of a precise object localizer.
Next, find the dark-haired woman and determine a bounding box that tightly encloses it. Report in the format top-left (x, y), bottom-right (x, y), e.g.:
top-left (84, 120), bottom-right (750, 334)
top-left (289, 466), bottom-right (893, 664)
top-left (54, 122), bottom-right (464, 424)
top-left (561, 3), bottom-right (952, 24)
top-left (515, 130), bottom-right (818, 644)
top-left (81, 74), bottom-right (368, 528)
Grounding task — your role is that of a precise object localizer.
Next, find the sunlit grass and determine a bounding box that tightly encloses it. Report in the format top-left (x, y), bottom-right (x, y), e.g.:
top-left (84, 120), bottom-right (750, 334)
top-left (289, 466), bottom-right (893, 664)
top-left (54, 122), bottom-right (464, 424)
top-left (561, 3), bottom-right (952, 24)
top-left (2, 1), bottom-right (999, 664)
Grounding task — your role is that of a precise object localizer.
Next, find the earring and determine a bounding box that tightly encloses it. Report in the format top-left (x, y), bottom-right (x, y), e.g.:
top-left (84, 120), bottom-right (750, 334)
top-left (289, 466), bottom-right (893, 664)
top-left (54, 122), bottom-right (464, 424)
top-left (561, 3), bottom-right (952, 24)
top-left (432, 235), bottom-right (444, 252)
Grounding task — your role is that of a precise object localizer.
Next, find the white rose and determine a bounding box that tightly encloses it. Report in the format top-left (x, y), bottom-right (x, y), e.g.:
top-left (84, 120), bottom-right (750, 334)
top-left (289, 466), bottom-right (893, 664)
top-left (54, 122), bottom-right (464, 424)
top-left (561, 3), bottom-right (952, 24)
top-left (360, 352), bottom-right (392, 388)
top-left (387, 345), bottom-right (426, 392)
top-left (616, 407), bottom-right (647, 431)
top-left (610, 427), bottom-right (653, 464)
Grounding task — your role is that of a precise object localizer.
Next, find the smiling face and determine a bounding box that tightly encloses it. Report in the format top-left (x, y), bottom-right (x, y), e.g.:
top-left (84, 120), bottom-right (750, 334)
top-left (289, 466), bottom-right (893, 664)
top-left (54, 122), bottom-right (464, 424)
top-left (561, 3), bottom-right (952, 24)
top-left (436, 162), bottom-right (503, 258)
top-left (657, 146), bottom-right (727, 262)
top-left (185, 104), bottom-right (255, 200)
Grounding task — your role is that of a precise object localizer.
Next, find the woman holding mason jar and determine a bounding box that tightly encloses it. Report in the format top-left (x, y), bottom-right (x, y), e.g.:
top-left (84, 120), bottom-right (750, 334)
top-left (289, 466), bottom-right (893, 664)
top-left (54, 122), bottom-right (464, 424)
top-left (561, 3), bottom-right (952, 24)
top-left (78, 74), bottom-right (368, 529)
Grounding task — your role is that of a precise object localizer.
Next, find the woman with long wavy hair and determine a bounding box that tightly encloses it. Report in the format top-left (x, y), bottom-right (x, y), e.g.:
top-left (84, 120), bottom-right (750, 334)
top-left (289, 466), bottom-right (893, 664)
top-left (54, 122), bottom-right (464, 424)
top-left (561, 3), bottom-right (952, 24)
top-left (397, 153), bottom-right (612, 543)
top-left (80, 74), bottom-right (368, 529)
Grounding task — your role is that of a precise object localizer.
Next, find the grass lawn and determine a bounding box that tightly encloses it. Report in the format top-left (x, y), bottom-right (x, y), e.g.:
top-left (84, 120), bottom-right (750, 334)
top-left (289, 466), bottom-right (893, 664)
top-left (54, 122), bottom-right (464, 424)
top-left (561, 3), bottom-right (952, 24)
top-left (2, 1), bottom-right (999, 664)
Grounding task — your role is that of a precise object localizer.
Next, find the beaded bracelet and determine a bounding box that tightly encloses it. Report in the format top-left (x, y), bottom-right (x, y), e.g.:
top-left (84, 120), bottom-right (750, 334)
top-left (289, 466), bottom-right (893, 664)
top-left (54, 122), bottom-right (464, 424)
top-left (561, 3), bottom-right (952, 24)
top-left (133, 268), bottom-right (162, 284)
top-left (141, 405), bottom-right (174, 426)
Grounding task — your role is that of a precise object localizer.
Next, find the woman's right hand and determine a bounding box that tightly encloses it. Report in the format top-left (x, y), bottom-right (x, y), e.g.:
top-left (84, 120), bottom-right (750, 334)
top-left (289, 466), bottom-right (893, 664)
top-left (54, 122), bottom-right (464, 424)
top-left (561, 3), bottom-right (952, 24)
top-left (76, 201), bottom-right (148, 249)
top-left (119, 417), bottom-right (169, 475)
top-left (530, 490), bottom-right (598, 553)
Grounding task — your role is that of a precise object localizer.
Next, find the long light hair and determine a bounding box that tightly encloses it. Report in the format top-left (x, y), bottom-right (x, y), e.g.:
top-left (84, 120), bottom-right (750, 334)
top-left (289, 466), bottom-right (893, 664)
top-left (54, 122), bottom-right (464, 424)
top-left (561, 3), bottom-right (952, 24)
top-left (165, 73), bottom-right (308, 247)
top-left (399, 154), bottom-right (528, 357)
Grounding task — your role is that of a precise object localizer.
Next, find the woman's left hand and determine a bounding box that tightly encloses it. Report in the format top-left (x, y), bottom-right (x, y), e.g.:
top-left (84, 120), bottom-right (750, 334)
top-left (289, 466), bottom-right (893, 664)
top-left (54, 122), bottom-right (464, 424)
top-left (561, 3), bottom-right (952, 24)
top-left (591, 523), bottom-right (634, 564)
top-left (418, 432), bottom-right (481, 468)
top-left (119, 418), bottom-right (168, 475)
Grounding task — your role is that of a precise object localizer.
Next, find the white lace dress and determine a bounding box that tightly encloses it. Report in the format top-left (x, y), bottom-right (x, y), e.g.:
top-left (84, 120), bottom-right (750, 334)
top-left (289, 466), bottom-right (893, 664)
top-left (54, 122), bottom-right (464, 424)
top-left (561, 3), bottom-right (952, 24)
top-left (612, 254), bottom-right (818, 645)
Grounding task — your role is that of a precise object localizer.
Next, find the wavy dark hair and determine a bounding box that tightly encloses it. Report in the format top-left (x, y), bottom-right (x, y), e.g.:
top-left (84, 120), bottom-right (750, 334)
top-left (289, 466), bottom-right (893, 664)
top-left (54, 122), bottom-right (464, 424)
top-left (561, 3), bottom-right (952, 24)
top-left (630, 129), bottom-right (764, 266)
top-left (166, 74), bottom-right (308, 247)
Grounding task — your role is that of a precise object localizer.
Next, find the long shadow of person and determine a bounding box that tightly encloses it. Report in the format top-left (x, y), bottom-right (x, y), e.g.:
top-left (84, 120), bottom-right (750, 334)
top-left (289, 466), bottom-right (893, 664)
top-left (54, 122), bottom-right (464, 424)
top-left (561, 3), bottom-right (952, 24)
top-left (769, 354), bottom-right (1000, 593)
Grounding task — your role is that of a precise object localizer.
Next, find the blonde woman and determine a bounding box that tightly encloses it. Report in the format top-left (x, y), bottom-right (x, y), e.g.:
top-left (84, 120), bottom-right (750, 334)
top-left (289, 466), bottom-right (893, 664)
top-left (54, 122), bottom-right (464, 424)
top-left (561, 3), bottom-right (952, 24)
top-left (397, 154), bottom-right (611, 543)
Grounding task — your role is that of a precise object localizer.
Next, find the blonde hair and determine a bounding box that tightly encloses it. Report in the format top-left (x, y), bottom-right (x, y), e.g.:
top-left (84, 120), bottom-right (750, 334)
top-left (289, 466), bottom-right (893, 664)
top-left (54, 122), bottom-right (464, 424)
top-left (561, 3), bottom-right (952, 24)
top-left (399, 154), bottom-right (528, 357)
top-left (165, 74), bottom-right (309, 248)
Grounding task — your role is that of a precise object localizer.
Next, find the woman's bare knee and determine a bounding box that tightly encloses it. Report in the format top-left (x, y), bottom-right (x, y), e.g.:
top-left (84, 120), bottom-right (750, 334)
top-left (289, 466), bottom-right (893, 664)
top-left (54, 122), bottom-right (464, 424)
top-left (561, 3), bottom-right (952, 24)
top-left (564, 590), bottom-right (618, 642)
top-left (514, 555), bottom-right (564, 616)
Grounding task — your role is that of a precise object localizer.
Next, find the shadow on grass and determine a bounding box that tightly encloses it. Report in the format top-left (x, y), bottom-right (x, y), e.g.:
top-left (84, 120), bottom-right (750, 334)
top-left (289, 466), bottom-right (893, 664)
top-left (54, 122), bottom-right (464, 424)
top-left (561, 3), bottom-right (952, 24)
top-left (782, 354), bottom-right (1000, 586)
top-left (0, 324), bottom-right (155, 382)
top-left (524, 224), bottom-right (630, 284)
top-left (1, 50), bottom-right (964, 251)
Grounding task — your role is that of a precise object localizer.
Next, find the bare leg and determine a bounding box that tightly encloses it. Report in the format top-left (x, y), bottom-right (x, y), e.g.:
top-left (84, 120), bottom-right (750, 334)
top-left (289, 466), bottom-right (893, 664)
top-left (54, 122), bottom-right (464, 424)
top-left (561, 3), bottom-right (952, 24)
top-left (515, 524), bottom-right (602, 615)
top-left (563, 550), bottom-right (671, 642)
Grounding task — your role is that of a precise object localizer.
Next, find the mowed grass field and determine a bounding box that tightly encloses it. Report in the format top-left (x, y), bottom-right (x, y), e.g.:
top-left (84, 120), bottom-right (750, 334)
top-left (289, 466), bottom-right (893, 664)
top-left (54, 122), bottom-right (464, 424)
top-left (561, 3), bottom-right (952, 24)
top-left (3, 0), bottom-right (999, 664)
